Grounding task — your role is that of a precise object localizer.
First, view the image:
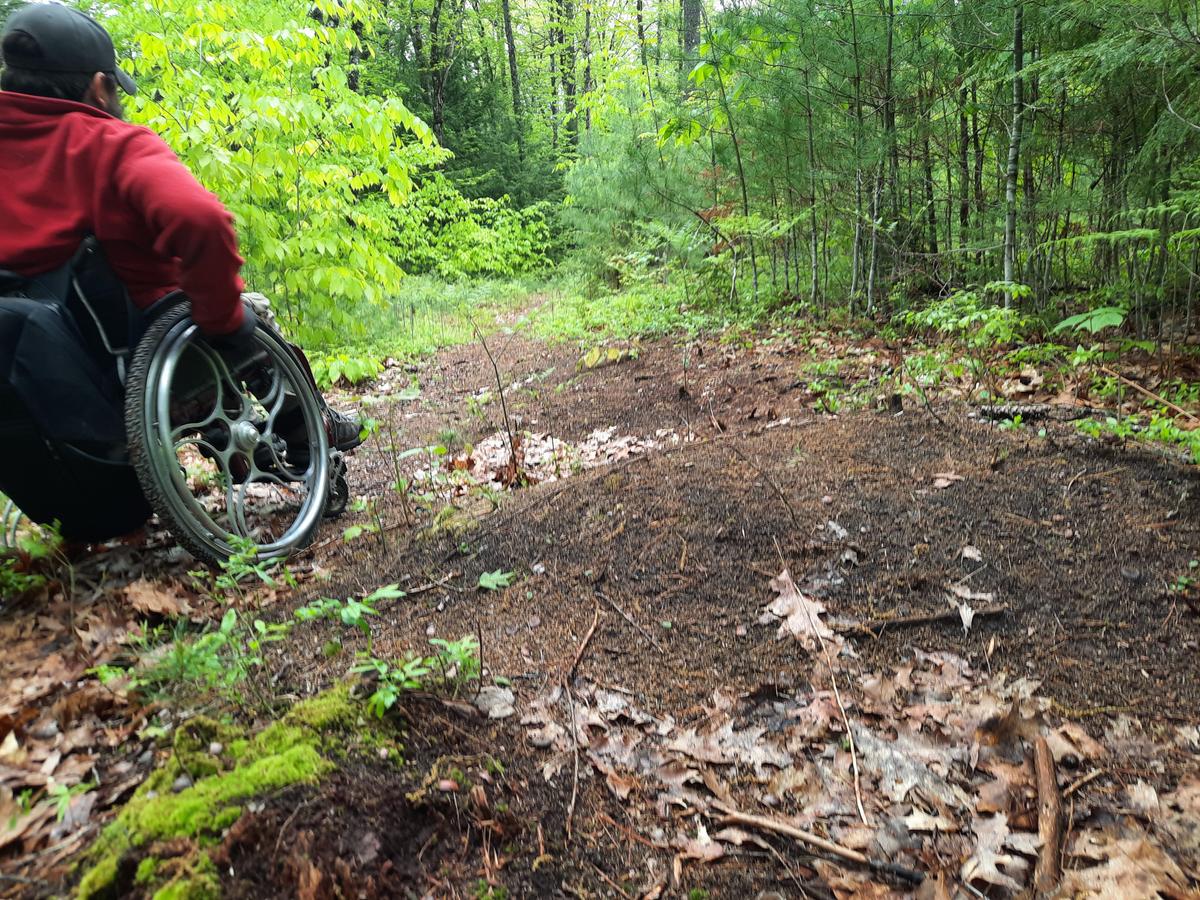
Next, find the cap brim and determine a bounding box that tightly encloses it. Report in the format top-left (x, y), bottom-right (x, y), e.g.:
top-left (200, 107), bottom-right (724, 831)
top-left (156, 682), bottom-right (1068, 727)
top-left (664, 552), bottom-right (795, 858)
top-left (113, 67), bottom-right (136, 95)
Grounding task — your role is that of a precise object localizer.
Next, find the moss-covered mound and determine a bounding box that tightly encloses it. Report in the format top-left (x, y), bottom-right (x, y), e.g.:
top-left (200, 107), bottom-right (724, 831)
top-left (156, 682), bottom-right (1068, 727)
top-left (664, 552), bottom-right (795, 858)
top-left (77, 685), bottom-right (397, 900)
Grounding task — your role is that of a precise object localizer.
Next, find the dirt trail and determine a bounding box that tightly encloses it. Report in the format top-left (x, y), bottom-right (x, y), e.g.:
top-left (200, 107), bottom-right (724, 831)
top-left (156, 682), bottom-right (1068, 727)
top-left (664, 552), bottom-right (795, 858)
top-left (3, 326), bottom-right (1200, 897)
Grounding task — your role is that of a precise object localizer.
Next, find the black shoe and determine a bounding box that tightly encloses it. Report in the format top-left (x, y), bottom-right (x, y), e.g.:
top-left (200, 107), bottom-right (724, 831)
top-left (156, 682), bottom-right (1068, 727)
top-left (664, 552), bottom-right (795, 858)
top-left (278, 407), bottom-right (363, 468)
top-left (327, 407), bottom-right (365, 453)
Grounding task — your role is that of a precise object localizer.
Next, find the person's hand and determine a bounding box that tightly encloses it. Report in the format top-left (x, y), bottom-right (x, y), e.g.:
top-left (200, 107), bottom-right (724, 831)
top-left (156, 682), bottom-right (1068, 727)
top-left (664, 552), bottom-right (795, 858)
top-left (204, 302), bottom-right (258, 355)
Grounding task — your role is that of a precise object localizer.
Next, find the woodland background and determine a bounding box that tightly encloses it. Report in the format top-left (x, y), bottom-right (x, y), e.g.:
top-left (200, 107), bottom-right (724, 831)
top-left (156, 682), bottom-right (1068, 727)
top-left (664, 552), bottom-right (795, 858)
top-left (1, 0), bottom-right (1195, 360)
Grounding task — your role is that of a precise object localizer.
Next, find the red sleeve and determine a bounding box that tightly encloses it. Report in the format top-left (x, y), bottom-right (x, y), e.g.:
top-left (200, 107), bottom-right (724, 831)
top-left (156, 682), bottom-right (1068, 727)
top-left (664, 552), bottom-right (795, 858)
top-left (110, 129), bottom-right (246, 335)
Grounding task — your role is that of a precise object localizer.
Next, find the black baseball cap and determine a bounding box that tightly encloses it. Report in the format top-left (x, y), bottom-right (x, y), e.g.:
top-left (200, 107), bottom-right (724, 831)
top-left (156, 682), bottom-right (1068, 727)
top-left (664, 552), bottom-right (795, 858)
top-left (1, 2), bottom-right (136, 94)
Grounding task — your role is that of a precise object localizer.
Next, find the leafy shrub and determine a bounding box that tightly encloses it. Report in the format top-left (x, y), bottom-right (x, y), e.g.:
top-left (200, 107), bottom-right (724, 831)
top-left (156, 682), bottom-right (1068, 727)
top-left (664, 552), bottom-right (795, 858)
top-left (899, 286), bottom-right (1033, 348)
top-left (310, 353), bottom-right (384, 389)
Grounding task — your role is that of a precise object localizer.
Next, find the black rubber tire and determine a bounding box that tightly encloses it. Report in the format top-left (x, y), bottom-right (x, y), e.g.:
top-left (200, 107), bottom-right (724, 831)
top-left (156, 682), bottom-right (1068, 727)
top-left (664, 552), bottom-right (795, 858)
top-left (124, 302), bottom-right (329, 565)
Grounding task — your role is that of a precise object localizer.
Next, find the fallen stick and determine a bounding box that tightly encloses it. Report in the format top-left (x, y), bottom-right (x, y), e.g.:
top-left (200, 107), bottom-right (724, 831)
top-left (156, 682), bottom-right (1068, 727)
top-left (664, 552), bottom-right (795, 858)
top-left (1099, 365), bottom-right (1200, 423)
top-left (597, 590), bottom-right (665, 654)
top-left (849, 604), bottom-right (1008, 637)
top-left (1033, 736), bottom-right (1064, 896)
top-left (563, 603), bottom-right (600, 839)
top-left (566, 603), bottom-right (601, 682)
top-left (714, 803), bottom-right (924, 885)
top-left (1062, 768), bottom-right (1105, 798)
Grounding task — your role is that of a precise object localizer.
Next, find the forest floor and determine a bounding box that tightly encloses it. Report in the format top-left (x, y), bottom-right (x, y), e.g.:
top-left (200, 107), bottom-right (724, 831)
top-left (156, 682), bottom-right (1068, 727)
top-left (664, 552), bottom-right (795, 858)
top-left (2, 315), bottom-right (1200, 898)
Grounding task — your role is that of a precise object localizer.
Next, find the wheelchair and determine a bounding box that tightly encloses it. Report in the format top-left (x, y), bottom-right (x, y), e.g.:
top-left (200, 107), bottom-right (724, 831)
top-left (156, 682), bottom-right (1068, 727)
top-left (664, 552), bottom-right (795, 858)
top-left (0, 238), bottom-right (348, 565)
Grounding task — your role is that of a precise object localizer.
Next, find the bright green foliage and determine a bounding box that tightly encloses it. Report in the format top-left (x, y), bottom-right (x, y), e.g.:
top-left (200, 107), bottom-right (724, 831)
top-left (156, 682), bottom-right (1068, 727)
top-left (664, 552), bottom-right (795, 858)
top-left (310, 352), bottom-right (384, 389)
top-left (101, 0), bottom-right (443, 347)
top-left (1053, 307), bottom-right (1128, 336)
top-left (900, 289), bottom-right (1033, 349)
top-left (477, 569), bottom-right (515, 591)
top-left (393, 175), bottom-right (553, 279)
top-left (294, 583), bottom-right (405, 636)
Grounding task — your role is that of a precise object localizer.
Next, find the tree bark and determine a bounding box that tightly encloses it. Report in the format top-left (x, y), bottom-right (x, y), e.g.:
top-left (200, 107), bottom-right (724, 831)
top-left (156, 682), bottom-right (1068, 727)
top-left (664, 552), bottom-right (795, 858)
top-left (1003, 1), bottom-right (1025, 289)
top-left (501, 0), bottom-right (522, 128)
top-left (559, 0), bottom-right (577, 147)
top-left (682, 0), bottom-right (701, 70)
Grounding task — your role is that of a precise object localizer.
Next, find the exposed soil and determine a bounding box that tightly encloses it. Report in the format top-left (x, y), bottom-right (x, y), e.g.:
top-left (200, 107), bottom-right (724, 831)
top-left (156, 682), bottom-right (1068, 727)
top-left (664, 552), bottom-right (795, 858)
top-left (3, 324), bottom-right (1200, 897)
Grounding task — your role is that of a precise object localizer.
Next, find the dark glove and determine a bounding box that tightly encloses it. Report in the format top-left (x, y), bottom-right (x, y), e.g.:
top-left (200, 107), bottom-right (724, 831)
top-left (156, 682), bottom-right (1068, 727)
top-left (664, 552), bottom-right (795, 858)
top-left (204, 302), bottom-right (258, 355)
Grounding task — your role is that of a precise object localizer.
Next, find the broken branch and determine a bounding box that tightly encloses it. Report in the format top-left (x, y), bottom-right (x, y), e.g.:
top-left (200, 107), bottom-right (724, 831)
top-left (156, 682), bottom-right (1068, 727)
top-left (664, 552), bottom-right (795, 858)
top-left (1099, 365), bottom-right (1200, 423)
top-left (1033, 736), bottom-right (1063, 896)
top-left (714, 803), bottom-right (924, 885)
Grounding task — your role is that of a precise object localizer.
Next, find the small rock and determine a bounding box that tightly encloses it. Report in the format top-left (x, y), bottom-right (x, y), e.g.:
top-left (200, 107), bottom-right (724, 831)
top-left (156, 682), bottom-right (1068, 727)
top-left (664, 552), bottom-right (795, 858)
top-left (426, 624), bottom-right (437, 637)
top-left (171, 774), bottom-right (193, 793)
top-left (208, 742), bottom-right (223, 756)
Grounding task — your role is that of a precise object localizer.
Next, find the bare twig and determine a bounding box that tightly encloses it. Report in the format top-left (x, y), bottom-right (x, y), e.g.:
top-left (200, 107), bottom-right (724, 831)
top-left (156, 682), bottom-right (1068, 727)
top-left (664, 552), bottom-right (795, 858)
top-left (1063, 768), bottom-right (1105, 798)
top-left (596, 590), bottom-right (665, 654)
top-left (564, 681), bottom-right (581, 838)
top-left (1099, 365), bottom-right (1200, 422)
top-left (714, 802), bottom-right (923, 885)
top-left (1033, 736), bottom-right (1064, 895)
top-left (849, 604), bottom-right (1008, 637)
top-left (588, 861), bottom-right (634, 899)
top-left (566, 603), bottom-right (602, 683)
top-left (728, 443), bottom-right (801, 531)
top-left (472, 320), bottom-right (521, 477)
top-left (563, 603), bottom-right (600, 840)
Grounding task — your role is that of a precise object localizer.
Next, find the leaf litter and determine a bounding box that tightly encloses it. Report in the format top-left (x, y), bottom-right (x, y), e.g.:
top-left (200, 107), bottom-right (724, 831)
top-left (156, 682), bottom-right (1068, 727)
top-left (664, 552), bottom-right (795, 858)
top-left (515, 568), bottom-right (1200, 897)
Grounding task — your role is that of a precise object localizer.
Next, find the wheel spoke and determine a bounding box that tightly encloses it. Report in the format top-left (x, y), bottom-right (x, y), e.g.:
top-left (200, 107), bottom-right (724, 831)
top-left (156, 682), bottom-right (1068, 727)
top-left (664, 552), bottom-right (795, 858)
top-left (141, 313), bottom-right (332, 562)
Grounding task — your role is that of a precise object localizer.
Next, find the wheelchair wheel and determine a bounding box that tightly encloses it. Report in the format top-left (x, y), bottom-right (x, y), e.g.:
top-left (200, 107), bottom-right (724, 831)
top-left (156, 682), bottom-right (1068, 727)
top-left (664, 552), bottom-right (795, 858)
top-left (125, 303), bottom-right (330, 564)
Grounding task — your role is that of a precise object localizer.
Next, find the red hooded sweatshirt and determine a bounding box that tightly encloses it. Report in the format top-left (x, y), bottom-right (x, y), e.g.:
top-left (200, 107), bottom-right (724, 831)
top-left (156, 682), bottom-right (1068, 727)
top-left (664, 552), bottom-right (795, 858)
top-left (0, 90), bottom-right (244, 335)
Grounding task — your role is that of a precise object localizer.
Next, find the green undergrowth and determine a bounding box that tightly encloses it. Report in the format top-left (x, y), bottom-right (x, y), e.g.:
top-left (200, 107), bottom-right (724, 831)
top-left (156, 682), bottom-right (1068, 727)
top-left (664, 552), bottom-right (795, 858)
top-left (531, 281), bottom-right (770, 343)
top-left (77, 684), bottom-right (398, 900)
top-left (309, 276), bottom-right (545, 388)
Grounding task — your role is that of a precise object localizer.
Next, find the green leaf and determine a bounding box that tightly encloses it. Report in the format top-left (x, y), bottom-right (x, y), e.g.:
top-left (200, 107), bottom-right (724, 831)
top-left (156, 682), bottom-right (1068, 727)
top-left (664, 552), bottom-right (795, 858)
top-left (478, 569), bottom-right (515, 591)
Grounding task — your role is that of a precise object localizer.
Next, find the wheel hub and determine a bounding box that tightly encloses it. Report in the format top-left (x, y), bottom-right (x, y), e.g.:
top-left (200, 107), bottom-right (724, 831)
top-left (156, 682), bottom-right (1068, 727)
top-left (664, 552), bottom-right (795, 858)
top-left (231, 420), bottom-right (261, 452)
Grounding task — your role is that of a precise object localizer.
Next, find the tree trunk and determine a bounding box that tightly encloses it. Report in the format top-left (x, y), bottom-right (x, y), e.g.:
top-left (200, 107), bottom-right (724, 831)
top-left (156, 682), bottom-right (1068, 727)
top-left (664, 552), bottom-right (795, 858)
top-left (636, 0), bottom-right (648, 70)
top-left (582, 3), bottom-right (592, 132)
top-left (501, 0), bottom-right (522, 132)
top-left (804, 68), bottom-right (820, 305)
top-left (1003, 1), bottom-right (1024, 290)
top-left (682, 0), bottom-right (701, 71)
top-left (560, 0), bottom-right (577, 147)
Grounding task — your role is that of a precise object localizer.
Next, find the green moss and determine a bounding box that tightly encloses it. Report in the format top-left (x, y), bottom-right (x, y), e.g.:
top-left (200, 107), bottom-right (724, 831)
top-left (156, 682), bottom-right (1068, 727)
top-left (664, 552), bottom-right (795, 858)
top-left (77, 685), bottom-right (375, 900)
top-left (149, 853), bottom-right (219, 900)
top-left (135, 857), bottom-right (160, 885)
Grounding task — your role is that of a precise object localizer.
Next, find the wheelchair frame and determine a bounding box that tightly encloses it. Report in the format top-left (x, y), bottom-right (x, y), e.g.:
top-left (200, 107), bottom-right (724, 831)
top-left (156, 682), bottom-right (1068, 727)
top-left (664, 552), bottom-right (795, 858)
top-left (0, 238), bottom-right (345, 564)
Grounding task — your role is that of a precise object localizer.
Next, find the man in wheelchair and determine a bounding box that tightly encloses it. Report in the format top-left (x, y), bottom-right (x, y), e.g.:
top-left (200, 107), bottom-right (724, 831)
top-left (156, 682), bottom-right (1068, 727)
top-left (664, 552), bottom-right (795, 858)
top-left (0, 3), bottom-right (363, 563)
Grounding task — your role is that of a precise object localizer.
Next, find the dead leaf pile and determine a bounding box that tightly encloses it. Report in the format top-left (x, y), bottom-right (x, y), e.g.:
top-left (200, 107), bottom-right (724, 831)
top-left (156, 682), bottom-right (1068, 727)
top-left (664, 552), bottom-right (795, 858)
top-left (517, 574), bottom-right (1199, 898)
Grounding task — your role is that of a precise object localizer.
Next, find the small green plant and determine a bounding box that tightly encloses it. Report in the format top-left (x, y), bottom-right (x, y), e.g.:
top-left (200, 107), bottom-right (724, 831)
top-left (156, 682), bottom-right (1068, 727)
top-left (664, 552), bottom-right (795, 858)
top-left (0, 556), bottom-right (45, 596)
top-left (353, 634), bottom-right (483, 717)
top-left (899, 286), bottom-right (1032, 349)
top-left (294, 584), bottom-right (405, 647)
top-left (193, 536), bottom-right (295, 601)
top-left (1077, 413), bottom-right (1200, 462)
top-left (342, 521), bottom-right (381, 542)
top-left (466, 391), bottom-right (493, 424)
top-left (352, 654), bottom-right (434, 718)
top-left (429, 635), bottom-right (481, 688)
top-left (132, 610), bottom-right (252, 700)
top-left (471, 881), bottom-right (509, 900)
top-left (997, 414), bottom-right (1024, 431)
top-left (48, 781), bottom-right (95, 823)
top-left (1170, 560), bottom-right (1199, 594)
top-left (478, 569), bottom-right (515, 591)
